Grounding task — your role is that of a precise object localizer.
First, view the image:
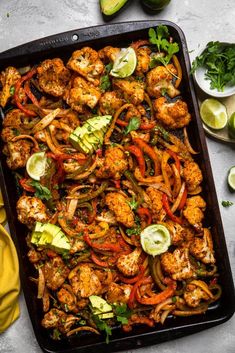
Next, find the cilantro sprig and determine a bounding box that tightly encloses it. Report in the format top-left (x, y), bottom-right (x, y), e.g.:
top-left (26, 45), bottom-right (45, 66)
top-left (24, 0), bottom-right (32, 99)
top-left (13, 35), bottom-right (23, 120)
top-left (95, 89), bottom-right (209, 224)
top-left (148, 25), bottom-right (179, 67)
top-left (124, 116), bottom-right (141, 135)
top-left (29, 180), bottom-right (52, 200)
top-left (191, 41), bottom-right (235, 92)
top-left (100, 63), bottom-right (113, 92)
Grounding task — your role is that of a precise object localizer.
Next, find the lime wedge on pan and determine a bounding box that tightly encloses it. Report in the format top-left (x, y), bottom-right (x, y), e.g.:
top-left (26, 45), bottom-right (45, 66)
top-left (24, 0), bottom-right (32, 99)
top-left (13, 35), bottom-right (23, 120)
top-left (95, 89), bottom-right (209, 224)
top-left (110, 47), bottom-right (137, 78)
top-left (140, 224), bottom-right (171, 256)
top-left (26, 152), bottom-right (47, 181)
top-left (228, 166), bottom-right (235, 192)
top-left (200, 98), bottom-right (228, 129)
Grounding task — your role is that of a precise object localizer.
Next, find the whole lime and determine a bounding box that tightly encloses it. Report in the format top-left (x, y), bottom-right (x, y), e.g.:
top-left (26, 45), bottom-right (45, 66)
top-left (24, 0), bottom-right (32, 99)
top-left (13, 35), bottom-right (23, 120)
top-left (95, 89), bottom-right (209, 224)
top-left (141, 0), bottom-right (171, 11)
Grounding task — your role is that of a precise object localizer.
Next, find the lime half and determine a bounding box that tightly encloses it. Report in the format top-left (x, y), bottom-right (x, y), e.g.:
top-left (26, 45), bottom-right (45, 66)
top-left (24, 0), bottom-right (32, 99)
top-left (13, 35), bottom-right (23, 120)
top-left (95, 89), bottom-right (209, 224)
top-left (110, 47), bottom-right (137, 78)
top-left (228, 166), bottom-right (235, 192)
top-left (140, 224), bottom-right (171, 256)
top-left (26, 152), bottom-right (47, 181)
top-left (228, 112), bottom-right (235, 139)
top-left (200, 98), bottom-right (228, 129)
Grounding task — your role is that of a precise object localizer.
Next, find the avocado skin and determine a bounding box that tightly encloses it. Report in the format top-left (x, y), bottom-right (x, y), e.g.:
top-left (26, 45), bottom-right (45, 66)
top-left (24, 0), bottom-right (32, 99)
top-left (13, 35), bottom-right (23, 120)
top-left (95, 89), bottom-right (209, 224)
top-left (141, 0), bottom-right (171, 11)
top-left (100, 0), bottom-right (132, 21)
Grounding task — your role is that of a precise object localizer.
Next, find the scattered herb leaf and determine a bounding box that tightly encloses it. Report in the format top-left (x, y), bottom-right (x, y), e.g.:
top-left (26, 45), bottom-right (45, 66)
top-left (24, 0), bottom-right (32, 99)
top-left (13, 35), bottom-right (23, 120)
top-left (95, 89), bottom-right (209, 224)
top-left (29, 180), bottom-right (52, 200)
top-left (127, 196), bottom-right (138, 210)
top-left (93, 315), bottom-right (112, 344)
top-left (124, 116), bottom-right (140, 135)
top-left (113, 303), bottom-right (131, 325)
top-left (221, 200), bottom-right (234, 207)
top-left (126, 225), bottom-right (141, 236)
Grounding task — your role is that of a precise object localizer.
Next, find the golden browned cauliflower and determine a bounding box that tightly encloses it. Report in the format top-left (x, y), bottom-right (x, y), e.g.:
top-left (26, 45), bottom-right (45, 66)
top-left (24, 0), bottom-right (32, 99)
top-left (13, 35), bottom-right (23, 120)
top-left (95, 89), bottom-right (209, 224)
top-left (145, 187), bottom-right (164, 222)
top-left (16, 195), bottom-right (49, 229)
top-left (106, 283), bottom-right (132, 304)
top-left (57, 285), bottom-right (78, 313)
top-left (164, 220), bottom-right (185, 245)
top-left (0, 66), bottom-right (20, 107)
top-left (116, 248), bottom-right (142, 277)
top-left (184, 282), bottom-right (210, 307)
top-left (99, 91), bottom-right (123, 115)
top-left (146, 64), bottom-right (180, 98)
top-left (68, 264), bottom-right (102, 298)
top-left (67, 47), bottom-right (104, 86)
top-left (161, 248), bottom-right (195, 280)
top-left (190, 228), bottom-right (215, 264)
top-left (96, 146), bottom-right (128, 180)
top-left (135, 47), bottom-right (151, 76)
top-left (37, 58), bottom-right (70, 97)
top-left (113, 78), bottom-right (145, 105)
top-left (43, 257), bottom-right (70, 291)
top-left (41, 308), bottom-right (78, 333)
top-left (183, 196), bottom-right (206, 230)
top-left (4, 140), bottom-right (32, 169)
top-left (98, 46), bottom-right (120, 63)
top-left (154, 97), bottom-right (191, 129)
top-left (64, 76), bottom-right (101, 113)
top-left (105, 192), bottom-right (135, 228)
top-left (183, 160), bottom-right (203, 192)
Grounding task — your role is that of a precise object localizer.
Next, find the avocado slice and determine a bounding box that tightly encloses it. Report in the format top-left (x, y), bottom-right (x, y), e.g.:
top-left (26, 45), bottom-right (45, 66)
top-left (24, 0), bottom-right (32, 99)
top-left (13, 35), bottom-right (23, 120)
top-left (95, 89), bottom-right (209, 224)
top-left (89, 295), bottom-right (113, 314)
top-left (51, 230), bottom-right (71, 253)
top-left (100, 0), bottom-right (129, 16)
top-left (98, 312), bottom-right (114, 319)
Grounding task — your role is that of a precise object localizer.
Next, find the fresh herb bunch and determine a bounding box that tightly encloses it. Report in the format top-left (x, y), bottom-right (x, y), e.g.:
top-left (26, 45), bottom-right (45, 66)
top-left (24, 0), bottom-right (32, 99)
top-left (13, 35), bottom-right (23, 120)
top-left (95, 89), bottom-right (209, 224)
top-left (148, 25), bottom-right (179, 67)
top-left (221, 200), bottom-right (234, 207)
top-left (191, 41), bottom-right (235, 92)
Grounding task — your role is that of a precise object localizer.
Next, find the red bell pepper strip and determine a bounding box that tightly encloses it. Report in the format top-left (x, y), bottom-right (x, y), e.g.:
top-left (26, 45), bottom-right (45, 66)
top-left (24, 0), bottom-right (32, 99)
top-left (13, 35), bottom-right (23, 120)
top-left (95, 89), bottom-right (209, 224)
top-left (162, 193), bottom-right (183, 225)
top-left (178, 187), bottom-right (188, 210)
top-left (167, 149), bottom-right (181, 173)
top-left (116, 119), bottom-right (155, 131)
top-left (19, 178), bottom-right (35, 192)
top-left (14, 68), bottom-right (37, 116)
top-left (128, 267), bottom-right (146, 309)
top-left (116, 119), bottom-right (128, 127)
top-left (135, 277), bottom-right (176, 305)
top-left (133, 138), bottom-right (161, 175)
top-left (126, 145), bottom-right (146, 177)
top-left (137, 207), bottom-right (152, 225)
top-left (112, 179), bottom-right (121, 189)
top-left (90, 251), bottom-right (109, 267)
top-left (24, 80), bottom-right (40, 108)
top-left (118, 265), bottom-right (144, 284)
top-left (83, 229), bottom-right (121, 252)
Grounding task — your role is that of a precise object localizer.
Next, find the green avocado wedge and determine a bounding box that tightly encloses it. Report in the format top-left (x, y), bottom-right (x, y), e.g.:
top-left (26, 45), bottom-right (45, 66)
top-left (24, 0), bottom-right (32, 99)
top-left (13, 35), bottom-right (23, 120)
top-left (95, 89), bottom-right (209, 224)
top-left (100, 0), bottom-right (129, 16)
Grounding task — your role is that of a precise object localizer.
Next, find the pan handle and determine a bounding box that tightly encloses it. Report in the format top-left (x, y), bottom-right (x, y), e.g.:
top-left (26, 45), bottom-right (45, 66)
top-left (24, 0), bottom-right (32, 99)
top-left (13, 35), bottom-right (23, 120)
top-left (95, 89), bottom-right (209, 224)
top-left (0, 21), bottom-right (157, 61)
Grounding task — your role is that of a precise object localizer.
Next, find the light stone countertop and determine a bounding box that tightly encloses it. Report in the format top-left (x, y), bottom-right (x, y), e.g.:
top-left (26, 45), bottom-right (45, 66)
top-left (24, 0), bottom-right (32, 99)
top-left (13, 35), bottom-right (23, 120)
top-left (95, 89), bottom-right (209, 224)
top-left (0, 1), bottom-right (235, 352)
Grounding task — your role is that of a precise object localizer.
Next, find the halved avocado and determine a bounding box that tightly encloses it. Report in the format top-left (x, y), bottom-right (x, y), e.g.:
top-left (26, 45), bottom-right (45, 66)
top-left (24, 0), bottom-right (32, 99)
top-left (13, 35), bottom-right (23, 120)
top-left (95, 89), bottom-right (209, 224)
top-left (100, 0), bottom-right (129, 16)
top-left (141, 0), bottom-right (171, 11)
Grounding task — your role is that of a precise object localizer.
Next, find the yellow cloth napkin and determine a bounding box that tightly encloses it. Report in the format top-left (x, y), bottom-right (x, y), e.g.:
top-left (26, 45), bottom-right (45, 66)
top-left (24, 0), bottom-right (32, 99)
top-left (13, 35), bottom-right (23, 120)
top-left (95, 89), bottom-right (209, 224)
top-left (0, 223), bottom-right (20, 333)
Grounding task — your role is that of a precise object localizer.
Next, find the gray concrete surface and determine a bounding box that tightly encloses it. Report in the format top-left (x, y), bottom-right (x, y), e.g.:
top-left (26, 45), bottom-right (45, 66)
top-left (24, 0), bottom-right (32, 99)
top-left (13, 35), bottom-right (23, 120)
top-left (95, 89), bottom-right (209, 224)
top-left (0, 0), bottom-right (235, 352)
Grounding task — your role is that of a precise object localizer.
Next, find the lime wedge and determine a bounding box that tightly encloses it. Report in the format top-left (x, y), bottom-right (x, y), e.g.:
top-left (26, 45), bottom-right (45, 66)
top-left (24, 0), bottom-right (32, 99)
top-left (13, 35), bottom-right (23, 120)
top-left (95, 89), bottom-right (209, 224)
top-left (228, 166), bottom-right (235, 192)
top-left (140, 224), bottom-right (171, 256)
top-left (0, 191), bottom-right (4, 208)
top-left (228, 112), bottom-right (235, 139)
top-left (0, 208), bottom-right (6, 224)
top-left (110, 47), bottom-right (137, 78)
top-left (200, 98), bottom-right (228, 129)
top-left (26, 152), bottom-right (47, 181)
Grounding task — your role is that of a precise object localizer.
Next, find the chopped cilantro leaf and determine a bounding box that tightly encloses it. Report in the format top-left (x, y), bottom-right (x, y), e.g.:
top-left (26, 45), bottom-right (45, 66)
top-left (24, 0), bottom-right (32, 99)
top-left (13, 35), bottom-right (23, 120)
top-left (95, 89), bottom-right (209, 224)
top-left (221, 200), bottom-right (234, 207)
top-left (29, 180), bottom-right (52, 200)
top-left (124, 116), bottom-right (140, 135)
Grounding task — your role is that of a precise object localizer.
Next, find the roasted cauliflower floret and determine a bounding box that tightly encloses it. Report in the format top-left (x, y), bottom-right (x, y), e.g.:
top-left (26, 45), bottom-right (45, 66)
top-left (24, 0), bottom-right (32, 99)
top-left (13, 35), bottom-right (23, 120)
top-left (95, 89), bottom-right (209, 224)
top-left (113, 78), bottom-right (145, 105)
top-left (154, 97), bottom-right (191, 129)
top-left (164, 220), bottom-right (185, 245)
top-left (4, 140), bottom-right (32, 169)
top-left (37, 58), bottom-right (71, 97)
top-left (161, 248), bottom-right (195, 280)
top-left (117, 248), bottom-right (142, 277)
top-left (16, 195), bottom-right (49, 229)
top-left (183, 160), bottom-right (203, 192)
top-left (190, 228), bottom-right (215, 264)
top-left (96, 146), bottom-right (128, 180)
top-left (41, 308), bottom-right (78, 333)
top-left (68, 264), bottom-right (102, 298)
top-left (99, 91), bottom-right (123, 115)
top-left (0, 66), bottom-right (20, 107)
top-left (105, 192), bottom-right (135, 228)
top-left (106, 283), bottom-right (132, 304)
top-left (57, 286), bottom-right (78, 313)
top-left (184, 282), bottom-right (210, 308)
top-left (43, 256), bottom-right (70, 291)
top-left (98, 46), bottom-right (120, 63)
top-left (135, 47), bottom-right (151, 76)
top-left (67, 47), bottom-right (104, 86)
top-left (145, 187), bottom-right (164, 222)
top-left (146, 64), bottom-right (180, 98)
top-left (183, 196), bottom-right (206, 230)
top-left (64, 76), bottom-right (101, 113)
